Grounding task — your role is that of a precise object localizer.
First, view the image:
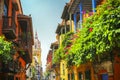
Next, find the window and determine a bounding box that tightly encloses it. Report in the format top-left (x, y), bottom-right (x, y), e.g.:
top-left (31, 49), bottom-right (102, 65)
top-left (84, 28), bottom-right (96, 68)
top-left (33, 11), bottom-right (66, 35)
top-left (85, 70), bottom-right (91, 80)
top-left (4, 1), bottom-right (8, 16)
top-left (77, 21), bottom-right (81, 29)
top-left (63, 64), bottom-right (65, 75)
top-left (66, 26), bottom-right (70, 33)
top-left (35, 45), bottom-right (37, 49)
top-left (78, 72), bottom-right (83, 80)
top-left (16, 78), bottom-right (19, 80)
top-left (68, 74), bottom-right (70, 80)
top-left (102, 74), bottom-right (108, 80)
top-left (71, 73), bottom-right (75, 80)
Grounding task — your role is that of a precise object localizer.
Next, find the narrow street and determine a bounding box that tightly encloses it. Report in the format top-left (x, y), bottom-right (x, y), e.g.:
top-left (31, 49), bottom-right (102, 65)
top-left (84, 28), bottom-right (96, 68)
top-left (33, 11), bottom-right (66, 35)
top-left (0, 0), bottom-right (120, 80)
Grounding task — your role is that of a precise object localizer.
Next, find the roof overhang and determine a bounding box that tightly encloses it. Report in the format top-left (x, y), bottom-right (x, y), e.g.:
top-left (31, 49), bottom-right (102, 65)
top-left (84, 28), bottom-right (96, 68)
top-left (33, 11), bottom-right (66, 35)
top-left (56, 23), bottom-right (71, 35)
top-left (55, 24), bottom-right (64, 34)
top-left (68, 0), bottom-right (101, 14)
top-left (50, 41), bottom-right (58, 49)
top-left (61, 3), bottom-right (69, 20)
top-left (68, 0), bottom-right (81, 14)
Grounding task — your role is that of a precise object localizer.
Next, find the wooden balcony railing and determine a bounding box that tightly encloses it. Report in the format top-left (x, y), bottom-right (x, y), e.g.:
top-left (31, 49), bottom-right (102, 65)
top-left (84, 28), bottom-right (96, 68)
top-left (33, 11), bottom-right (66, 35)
top-left (2, 16), bottom-right (16, 40)
top-left (0, 61), bottom-right (20, 73)
top-left (17, 33), bottom-right (32, 63)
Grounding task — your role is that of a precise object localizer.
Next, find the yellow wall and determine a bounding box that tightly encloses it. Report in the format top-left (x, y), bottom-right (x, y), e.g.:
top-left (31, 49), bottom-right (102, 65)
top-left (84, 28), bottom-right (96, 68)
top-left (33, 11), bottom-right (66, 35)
top-left (55, 66), bottom-right (60, 80)
top-left (71, 20), bottom-right (75, 32)
top-left (60, 34), bottom-right (65, 46)
top-left (60, 60), bottom-right (68, 80)
top-left (59, 19), bottom-right (75, 80)
top-left (59, 20), bottom-right (74, 46)
top-left (66, 62), bottom-right (95, 80)
top-left (37, 48), bottom-right (42, 65)
top-left (58, 0), bottom-right (108, 80)
top-left (76, 62), bottom-right (95, 80)
top-left (66, 20), bottom-right (75, 32)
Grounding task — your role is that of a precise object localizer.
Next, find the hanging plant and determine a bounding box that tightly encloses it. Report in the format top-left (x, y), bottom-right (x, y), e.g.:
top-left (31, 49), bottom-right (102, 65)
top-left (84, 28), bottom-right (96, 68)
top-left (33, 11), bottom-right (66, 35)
top-left (0, 36), bottom-right (15, 63)
top-left (66, 0), bottom-right (120, 66)
top-left (52, 32), bottom-right (74, 64)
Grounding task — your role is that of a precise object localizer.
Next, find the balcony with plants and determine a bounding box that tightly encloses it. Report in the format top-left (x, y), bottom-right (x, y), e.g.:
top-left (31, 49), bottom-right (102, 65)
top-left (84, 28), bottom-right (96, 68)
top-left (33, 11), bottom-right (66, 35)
top-left (0, 36), bottom-right (19, 75)
top-left (66, 0), bottom-right (120, 66)
top-left (53, 0), bottom-right (120, 74)
top-left (52, 32), bottom-right (74, 65)
top-left (17, 15), bottom-right (33, 63)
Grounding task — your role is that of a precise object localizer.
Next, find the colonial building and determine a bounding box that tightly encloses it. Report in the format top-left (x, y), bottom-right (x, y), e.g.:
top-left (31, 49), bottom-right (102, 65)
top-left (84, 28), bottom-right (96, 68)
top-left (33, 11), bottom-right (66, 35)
top-left (0, 0), bottom-right (34, 80)
top-left (66, 0), bottom-right (112, 80)
top-left (26, 32), bottom-right (43, 80)
top-left (51, 0), bottom-right (120, 80)
top-left (46, 50), bottom-right (54, 80)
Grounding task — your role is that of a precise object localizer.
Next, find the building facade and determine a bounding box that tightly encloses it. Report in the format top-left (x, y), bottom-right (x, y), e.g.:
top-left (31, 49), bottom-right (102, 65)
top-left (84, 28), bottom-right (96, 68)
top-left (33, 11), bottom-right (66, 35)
top-left (26, 32), bottom-right (43, 80)
top-left (46, 50), bottom-right (54, 80)
top-left (50, 0), bottom-right (120, 80)
top-left (0, 0), bottom-right (34, 80)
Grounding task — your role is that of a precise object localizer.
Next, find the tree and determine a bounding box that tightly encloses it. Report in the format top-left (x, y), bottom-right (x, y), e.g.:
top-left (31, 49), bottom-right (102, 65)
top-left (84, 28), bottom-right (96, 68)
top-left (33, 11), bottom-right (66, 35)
top-left (0, 36), bottom-right (14, 63)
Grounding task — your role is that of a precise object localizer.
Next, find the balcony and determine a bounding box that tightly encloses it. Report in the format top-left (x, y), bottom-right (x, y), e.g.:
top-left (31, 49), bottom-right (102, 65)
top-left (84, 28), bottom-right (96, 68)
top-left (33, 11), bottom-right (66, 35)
top-left (17, 14), bottom-right (33, 64)
top-left (68, 0), bottom-right (101, 14)
top-left (21, 51), bottom-right (32, 64)
top-left (17, 34), bottom-right (32, 64)
top-left (2, 16), bottom-right (16, 40)
top-left (50, 41), bottom-right (58, 50)
top-left (16, 42), bottom-right (32, 64)
top-left (56, 22), bottom-right (71, 35)
top-left (0, 61), bottom-right (20, 74)
top-left (61, 3), bottom-right (69, 20)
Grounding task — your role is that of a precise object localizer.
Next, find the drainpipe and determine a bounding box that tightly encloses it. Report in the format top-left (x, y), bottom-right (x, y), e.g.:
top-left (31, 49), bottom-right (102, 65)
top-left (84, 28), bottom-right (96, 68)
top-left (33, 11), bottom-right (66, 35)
top-left (79, 3), bottom-right (83, 29)
top-left (69, 13), bottom-right (72, 32)
top-left (92, 0), bottom-right (96, 12)
top-left (64, 20), bottom-right (67, 34)
top-left (73, 13), bottom-right (77, 32)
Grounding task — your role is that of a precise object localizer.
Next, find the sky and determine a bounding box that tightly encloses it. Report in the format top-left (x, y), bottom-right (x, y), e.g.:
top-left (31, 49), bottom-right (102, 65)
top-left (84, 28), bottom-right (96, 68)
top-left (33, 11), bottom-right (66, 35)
top-left (21, 0), bottom-right (69, 72)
